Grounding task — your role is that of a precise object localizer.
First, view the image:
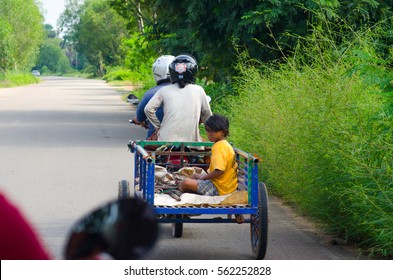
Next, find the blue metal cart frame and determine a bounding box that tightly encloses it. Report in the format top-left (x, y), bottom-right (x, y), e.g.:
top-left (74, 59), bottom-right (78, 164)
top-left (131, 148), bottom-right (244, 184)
top-left (123, 140), bottom-right (268, 259)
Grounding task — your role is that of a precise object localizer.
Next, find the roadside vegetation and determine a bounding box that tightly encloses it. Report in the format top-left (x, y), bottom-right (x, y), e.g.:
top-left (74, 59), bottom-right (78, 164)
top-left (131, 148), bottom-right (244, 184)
top-left (0, 72), bottom-right (40, 88)
top-left (107, 1), bottom-right (392, 258)
top-left (0, 0), bottom-right (44, 85)
top-left (229, 19), bottom-right (393, 258)
top-left (1, 0), bottom-right (392, 258)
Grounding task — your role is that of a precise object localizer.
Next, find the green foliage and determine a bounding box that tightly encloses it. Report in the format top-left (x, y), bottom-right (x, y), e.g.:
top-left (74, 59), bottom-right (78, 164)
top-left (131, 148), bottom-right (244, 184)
top-left (336, 126), bottom-right (393, 257)
top-left (0, 0), bottom-right (45, 73)
top-left (104, 66), bottom-right (142, 83)
top-left (0, 18), bottom-right (14, 73)
top-left (229, 19), bottom-right (393, 258)
top-left (58, 0), bottom-right (84, 36)
top-left (59, 0), bottom-right (129, 76)
top-left (104, 32), bottom-right (156, 85)
top-left (109, 0), bottom-right (392, 82)
top-left (108, 0), bottom-right (155, 32)
top-left (56, 55), bottom-right (73, 74)
top-left (341, 21), bottom-right (393, 113)
top-left (336, 0), bottom-right (393, 26)
top-left (76, 0), bottom-right (129, 76)
top-left (35, 38), bottom-right (72, 74)
top-left (121, 33), bottom-right (155, 80)
top-left (203, 82), bottom-right (237, 113)
top-left (0, 71), bottom-right (40, 88)
top-left (44, 24), bottom-right (57, 39)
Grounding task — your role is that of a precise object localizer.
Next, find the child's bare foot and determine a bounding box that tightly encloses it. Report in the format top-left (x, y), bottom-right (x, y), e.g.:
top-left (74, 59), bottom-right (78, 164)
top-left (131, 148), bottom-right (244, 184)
top-left (235, 214), bottom-right (245, 224)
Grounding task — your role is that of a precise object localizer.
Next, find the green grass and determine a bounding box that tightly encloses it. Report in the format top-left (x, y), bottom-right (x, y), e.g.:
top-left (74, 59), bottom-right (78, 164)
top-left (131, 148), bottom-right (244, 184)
top-left (224, 22), bottom-right (393, 258)
top-left (103, 66), bottom-right (153, 84)
top-left (0, 72), bottom-right (40, 88)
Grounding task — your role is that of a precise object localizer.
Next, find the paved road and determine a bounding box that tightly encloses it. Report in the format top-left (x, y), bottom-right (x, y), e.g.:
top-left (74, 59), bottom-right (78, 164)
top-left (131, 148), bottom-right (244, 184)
top-left (0, 77), bottom-right (361, 260)
top-left (0, 77), bottom-right (145, 259)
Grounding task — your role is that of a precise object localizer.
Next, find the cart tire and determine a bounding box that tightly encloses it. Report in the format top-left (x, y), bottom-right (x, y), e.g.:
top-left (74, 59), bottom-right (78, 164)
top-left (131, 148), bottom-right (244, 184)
top-left (118, 180), bottom-right (131, 200)
top-left (172, 215), bottom-right (183, 238)
top-left (250, 182), bottom-right (268, 260)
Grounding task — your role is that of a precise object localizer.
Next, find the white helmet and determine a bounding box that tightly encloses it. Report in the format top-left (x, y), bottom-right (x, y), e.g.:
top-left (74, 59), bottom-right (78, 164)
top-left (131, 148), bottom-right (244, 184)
top-left (152, 55), bottom-right (175, 83)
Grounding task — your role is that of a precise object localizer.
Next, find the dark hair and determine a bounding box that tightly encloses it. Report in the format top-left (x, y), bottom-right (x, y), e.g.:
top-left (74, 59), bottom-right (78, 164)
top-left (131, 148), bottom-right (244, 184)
top-left (205, 114), bottom-right (230, 137)
top-left (177, 80), bottom-right (188, 88)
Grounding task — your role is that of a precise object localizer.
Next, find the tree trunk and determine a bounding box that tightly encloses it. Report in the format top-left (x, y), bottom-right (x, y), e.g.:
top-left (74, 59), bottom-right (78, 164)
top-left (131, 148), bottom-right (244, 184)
top-left (98, 51), bottom-right (104, 77)
top-left (137, 2), bottom-right (144, 33)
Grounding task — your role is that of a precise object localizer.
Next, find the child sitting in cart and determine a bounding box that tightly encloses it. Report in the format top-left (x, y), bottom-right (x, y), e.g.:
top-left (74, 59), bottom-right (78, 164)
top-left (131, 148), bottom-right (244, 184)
top-left (180, 114), bottom-right (239, 195)
top-left (180, 114), bottom-right (244, 223)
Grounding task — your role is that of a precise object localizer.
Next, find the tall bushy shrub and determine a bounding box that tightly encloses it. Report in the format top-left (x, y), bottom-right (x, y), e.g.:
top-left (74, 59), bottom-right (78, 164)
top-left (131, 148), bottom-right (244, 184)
top-left (231, 21), bottom-right (393, 257)
top-left (0, 71), bottom-right (40, 87)
top-left (0, 0), bottom-right (44, 73)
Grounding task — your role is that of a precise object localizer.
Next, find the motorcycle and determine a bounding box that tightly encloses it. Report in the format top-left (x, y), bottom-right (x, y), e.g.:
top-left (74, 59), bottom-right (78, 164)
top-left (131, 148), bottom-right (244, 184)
top-left (127, 94), bottom-right (139, 105)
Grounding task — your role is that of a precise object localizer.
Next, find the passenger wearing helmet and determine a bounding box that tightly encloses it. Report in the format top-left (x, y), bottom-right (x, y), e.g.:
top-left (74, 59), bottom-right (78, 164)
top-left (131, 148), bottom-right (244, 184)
top-left (132, 55), bottom-right (175, 139)
top-left (144, 54), bottom-right (212, 142)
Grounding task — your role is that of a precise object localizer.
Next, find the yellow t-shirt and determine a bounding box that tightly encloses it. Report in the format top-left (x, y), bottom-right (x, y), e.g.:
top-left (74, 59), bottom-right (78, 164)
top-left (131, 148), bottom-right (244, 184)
top-left (209, 140), bottom-right (238, 195)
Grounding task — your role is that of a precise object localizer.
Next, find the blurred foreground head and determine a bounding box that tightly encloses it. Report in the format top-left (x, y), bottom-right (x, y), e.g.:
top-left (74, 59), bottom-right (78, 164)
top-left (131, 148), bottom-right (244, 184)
top-left (64, 198), bottom-right (158, 260)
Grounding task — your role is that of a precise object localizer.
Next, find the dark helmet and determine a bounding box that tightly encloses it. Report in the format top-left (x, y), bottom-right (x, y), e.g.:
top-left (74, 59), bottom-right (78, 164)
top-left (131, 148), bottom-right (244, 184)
top-left (169, 54), bottom-right (198, 84)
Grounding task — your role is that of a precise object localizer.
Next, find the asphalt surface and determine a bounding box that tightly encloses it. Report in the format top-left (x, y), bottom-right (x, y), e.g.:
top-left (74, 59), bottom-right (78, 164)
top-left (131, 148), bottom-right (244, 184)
top-left (0, 77), bottom-right (362, 260)
top-left (0, 77), bottom-right (145, 259)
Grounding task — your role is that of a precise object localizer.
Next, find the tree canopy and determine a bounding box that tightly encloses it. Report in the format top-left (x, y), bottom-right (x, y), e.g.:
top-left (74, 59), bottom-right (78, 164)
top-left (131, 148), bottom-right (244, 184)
top-left (109, 0), bottom-right (393, 81)
top-left (0, 0), bottom-right (44, 73)
top-left (59, 0), bottom-right (129, 76)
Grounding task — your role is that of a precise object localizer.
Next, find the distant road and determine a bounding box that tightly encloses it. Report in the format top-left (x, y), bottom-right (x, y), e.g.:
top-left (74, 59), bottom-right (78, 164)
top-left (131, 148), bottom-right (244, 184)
top-left (0, 77), bottom-right (361, 260)
top-left (0, 76), bottom-right (145, 259)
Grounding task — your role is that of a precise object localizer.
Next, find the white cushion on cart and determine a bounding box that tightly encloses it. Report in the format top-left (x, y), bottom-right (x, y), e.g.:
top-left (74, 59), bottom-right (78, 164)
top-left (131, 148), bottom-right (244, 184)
top-left (154, 191), bottom-right (248, 206)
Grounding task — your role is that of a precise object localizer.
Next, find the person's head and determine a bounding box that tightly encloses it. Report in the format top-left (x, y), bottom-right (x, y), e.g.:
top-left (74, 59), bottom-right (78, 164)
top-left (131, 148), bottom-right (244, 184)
top-left (169, 54), bottom-right (198, 88)
top-left (152, 55), bottom-right (175, 84)
top-left (205, 114), bottom-right (230, 142)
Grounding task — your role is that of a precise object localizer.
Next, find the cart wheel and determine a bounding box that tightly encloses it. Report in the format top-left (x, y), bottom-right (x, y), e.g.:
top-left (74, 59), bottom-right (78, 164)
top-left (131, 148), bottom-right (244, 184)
top-left (250, 182), bottom-right (268, 260)
top-left (118, 180), bottom-right (131, 200)
top-left (172, 215), bottom-right (183, 238)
